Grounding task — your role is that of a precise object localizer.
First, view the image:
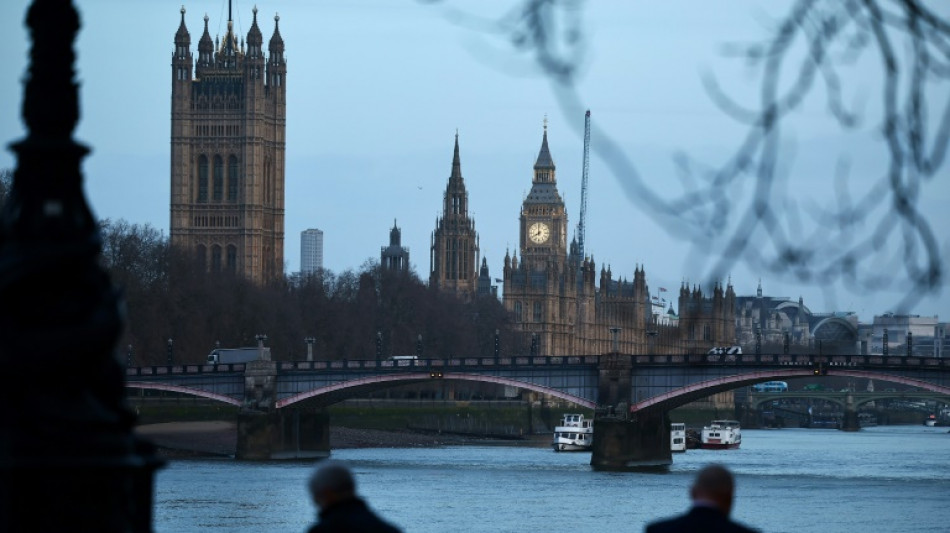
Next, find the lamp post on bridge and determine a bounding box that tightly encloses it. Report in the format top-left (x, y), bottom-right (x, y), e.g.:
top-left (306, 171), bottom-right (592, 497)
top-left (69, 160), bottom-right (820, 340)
top-left (127, 344), bottom-right (133, 367)
top-left (255, 334), bottom-right (268, 360)
top-left (305, 336), bottom-right (315, 361)
top-left (167, 338), bottom-right (174, 366)
top-left (494, 329), bottom-right (500, 358)
top-left (883, 329), bottom-right (889, 356)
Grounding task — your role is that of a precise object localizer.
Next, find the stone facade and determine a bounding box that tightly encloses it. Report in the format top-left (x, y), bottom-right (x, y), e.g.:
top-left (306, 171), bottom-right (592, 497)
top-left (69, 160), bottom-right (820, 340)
top-left (170, 7), bottom-right (286, 285)
top-left (502, 125), bottom-right (736, 356)
top-left (429, 134), bottom-right (479, 300)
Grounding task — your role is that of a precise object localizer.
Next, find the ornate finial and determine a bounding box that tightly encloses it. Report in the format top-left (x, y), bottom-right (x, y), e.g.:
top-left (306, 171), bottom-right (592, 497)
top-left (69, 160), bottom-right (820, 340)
top-left (181, 5), bottom-right (186, 15)
top-left (253, 4), bottom-right (258, 17)
top-left (543, 114), bottom-right (548, 132)
top-left (204, 13), bottom-right (209, 23)
top-left (275, 12), bottom-right (280, 23)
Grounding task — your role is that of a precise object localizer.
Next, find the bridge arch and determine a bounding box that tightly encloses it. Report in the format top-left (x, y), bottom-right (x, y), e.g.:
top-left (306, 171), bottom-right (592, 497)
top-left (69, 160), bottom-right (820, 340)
top-left (276, 372), bottom-right (596, 409)
top-left (632, 368), bottom-right (950, 414)
top-left (126, 381), bottom-right (241, 406)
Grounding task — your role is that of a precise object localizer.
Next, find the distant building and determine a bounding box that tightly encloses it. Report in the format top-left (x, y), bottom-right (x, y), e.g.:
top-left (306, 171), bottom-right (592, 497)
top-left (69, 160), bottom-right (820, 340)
top-left (476, 257), bottom-right (497, 299)
top-left (501, 122), bottom-right (735, 356)
top-left (381, 220), bottom-right (410, 272)
top-left (430, 133), bottom-right (480, 301)
top-left (300, 229), bottom-right (324, 274)
top-left (169, 6), bottom-right (286, 284)
top-left (867, 313), bottom-right (943, 356)
top-left (735, 281), bottom-right (858, 354)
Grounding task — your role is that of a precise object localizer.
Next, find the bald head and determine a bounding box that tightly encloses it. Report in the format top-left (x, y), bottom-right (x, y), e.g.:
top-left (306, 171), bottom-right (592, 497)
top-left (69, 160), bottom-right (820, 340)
top-left (690, 464), bottom-right (736, 516)
top-left (309, 461), bottom-right (357, 509)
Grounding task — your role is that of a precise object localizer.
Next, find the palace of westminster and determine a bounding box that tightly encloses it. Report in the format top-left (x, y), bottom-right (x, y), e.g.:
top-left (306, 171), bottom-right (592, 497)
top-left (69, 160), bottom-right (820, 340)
top-left (168, 7), bottom-right (947, 358)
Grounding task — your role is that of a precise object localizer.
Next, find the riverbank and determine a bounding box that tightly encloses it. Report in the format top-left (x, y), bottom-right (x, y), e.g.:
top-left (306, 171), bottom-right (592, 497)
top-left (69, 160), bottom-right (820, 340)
top-left (135, 421), bottom-right (548, 458)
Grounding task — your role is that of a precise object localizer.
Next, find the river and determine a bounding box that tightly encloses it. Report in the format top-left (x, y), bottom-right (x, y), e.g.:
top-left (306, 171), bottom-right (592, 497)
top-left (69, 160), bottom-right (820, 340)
top-left (154, 424), bottom-right (949, 532)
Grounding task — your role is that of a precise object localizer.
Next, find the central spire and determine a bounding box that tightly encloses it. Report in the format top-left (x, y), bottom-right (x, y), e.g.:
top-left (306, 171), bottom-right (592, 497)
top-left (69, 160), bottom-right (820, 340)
top-left (534, 118), bottom-right (555, 170)
top-left (450, 130), bottom-right (462, 180)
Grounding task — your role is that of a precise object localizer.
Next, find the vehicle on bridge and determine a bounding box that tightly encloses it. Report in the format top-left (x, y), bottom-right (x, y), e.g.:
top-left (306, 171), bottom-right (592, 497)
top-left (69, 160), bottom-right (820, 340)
top-left (207, 347), bottom-right (263, 365)
top-left (701, 420), bottom-right (741, 450)
top-left (752, 381), bottom-right (789, 393)
top-left (552, 414), bottom-right (593, 452)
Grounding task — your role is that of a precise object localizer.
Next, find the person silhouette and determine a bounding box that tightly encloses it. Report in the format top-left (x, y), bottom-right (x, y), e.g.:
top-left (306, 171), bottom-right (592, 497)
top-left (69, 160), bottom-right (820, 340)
top-left (306, 460), bottom-right (401, 533)
top-left (645, 464), bottom-right (758, 533)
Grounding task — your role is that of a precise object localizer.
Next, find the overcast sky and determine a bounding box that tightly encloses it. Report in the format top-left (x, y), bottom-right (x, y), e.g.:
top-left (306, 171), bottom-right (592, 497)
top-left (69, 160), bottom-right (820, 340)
top-left (1, 1), bottom-right (948, 323)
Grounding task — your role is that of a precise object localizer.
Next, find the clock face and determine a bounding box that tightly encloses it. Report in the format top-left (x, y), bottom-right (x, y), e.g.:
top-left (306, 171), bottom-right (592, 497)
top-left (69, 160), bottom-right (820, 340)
top-left (528, 222), bottom-right (550, 244)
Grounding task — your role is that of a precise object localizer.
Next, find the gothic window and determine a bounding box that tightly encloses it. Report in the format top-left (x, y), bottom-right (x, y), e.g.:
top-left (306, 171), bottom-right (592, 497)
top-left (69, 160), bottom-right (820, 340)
top-left (514, 301), bottom-right (523, 320)
top-left (226, 245), bottom-right (237, 274)
top-left (228, 155), bottom-right (239, 202)
top-left (534, 302), bottom-right (543, 322)
top-left (196, 244), bottom-right (207, 271)
top-left (703, 324), bottom-right (711, 341)
top-left (211, 245), bottom-right (222, 272)
top-left (197, 155), bottom-right (208, 202)
top-left (213, 155), bottom-right (223, 202)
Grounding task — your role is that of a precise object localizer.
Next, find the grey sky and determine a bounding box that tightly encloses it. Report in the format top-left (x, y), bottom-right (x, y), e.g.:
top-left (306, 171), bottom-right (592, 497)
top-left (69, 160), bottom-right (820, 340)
top-left (1, 1), bottom-right (947, 322)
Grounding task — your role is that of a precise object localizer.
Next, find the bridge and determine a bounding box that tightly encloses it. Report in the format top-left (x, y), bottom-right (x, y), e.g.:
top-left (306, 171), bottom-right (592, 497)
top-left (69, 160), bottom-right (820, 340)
top-left (745, 390), bottom-right (948, 427)
top-left (125, 352), bottom-right (950, 468)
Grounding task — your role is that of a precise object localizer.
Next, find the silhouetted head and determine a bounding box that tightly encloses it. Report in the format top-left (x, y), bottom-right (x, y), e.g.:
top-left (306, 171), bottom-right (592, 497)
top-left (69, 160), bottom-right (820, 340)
top-left (689, 464), bottom-right (736, 516)
top-left (309, 461), bottom-right (357, 510)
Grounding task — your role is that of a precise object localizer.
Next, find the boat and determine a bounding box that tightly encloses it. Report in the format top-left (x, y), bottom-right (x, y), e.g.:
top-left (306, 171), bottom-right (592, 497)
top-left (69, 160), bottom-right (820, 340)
top-left (700, 420), bottom-right (741, 449)
top-left (552, 413), bottom-right (593, 452)
top-left (670, 422), bottom-right (687, 453)
top-left (924, 414), bottom-right (937, 427)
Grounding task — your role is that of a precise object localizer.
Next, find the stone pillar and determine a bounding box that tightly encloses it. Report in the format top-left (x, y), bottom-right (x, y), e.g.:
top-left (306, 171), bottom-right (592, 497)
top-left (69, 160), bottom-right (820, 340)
top-left (590, 354), bottom-right (672, 469)
top-left (235, 360), bottom-right (331, 459)
top-left (591, 411), bottom-right (672, 470)
top-left (839, 393), bottom-right (860, 432)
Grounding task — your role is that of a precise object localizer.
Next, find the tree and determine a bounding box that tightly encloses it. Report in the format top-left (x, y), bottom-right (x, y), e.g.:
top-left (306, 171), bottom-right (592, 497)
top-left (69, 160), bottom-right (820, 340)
top-left (0, 168), bottom-right (11, 207)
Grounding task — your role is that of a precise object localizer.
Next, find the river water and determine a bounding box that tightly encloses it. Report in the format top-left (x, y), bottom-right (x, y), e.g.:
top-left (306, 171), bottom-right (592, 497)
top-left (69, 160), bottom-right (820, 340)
top-left (154, 425), bottom-right (949, 533)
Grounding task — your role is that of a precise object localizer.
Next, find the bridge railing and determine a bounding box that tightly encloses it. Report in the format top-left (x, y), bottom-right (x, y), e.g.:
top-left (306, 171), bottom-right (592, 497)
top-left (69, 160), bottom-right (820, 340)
top-left (276, 355), bottom-right (599, 371)
top-left (123, 353), bottom-right (947, 376)
top-left (126, 363), bottom-right (248, 376)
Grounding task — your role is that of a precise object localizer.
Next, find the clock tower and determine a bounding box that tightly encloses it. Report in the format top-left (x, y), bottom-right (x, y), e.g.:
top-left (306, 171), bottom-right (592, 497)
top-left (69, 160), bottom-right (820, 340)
top-left (519, 121), bottom-right (568, 270)
top-left (503, 121), bottom-right (577, 356)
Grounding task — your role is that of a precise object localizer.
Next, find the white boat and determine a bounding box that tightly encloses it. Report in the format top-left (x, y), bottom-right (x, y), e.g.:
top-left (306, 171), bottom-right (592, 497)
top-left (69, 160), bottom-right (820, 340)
top-left (924, 415), bottom-right (937, 427)
top-left (701, 420), bottom-right (741, 450)
top-left (552, 414), bottom-right (593, 452)
top-left (671, 422), bottom-right (687, 453)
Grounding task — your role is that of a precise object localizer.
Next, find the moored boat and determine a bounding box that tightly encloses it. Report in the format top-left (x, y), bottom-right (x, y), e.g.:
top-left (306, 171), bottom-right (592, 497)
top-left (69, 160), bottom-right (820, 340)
top-left (671, 422), bottom-right (686, 453)
top-left (701, 420), bottom-right (741, 450)
top-left (552, 413), bottom-right (593, 452)
top-left (924, 414), bottom-right (937, 427)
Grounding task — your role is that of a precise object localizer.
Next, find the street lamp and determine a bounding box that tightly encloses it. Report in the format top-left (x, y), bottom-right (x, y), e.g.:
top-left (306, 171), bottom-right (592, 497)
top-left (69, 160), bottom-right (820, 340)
top-left (167, 338), bottom-right (174, 366)
top-left (416, 334), bottom-right (423, 358)
top-left (494, 329), bottom-right (500, 358)
top-left (127, 344), bottom-right (133, 367)
top-left (305, 336), bottom-right (315, 361)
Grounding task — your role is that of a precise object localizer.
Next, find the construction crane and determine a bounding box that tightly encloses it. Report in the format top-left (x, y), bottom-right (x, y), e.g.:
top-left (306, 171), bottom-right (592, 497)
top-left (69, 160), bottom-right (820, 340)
top-left (576, 109), bottom-right (591, 264)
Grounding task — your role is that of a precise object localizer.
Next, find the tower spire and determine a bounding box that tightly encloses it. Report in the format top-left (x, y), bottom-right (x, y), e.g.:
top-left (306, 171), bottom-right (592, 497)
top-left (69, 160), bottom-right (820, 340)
top-left (451, 130), bottom-right (462, 180)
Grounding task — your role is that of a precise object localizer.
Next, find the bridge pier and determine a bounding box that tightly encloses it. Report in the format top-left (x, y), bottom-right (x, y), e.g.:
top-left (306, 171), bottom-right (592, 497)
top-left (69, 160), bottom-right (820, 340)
top-left (839, 393), bottom-right (860, 432)
top-left (236, 408), bottom-right (330, 460)
top-left (590, 353), bottom-right (671, 470)
top-left (235, 360), bottom-right (331, 459)
top-left (591, 411), bottom-right (672, 470)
